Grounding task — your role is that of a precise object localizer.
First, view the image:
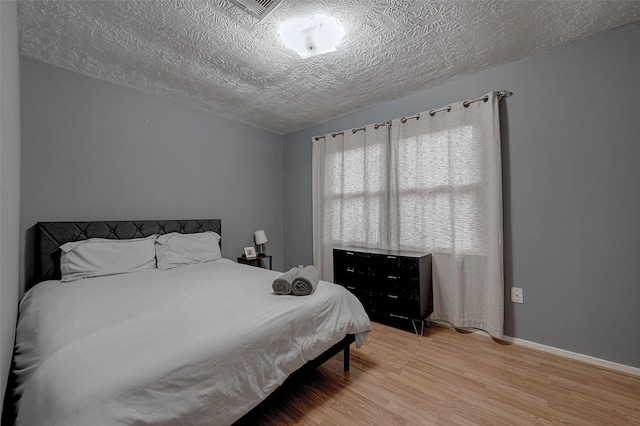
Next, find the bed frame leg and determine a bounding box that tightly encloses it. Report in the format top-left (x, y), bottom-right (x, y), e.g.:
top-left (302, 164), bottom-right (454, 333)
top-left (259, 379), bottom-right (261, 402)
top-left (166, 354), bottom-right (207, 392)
top-left (343, 344), bottom-right (350, 371)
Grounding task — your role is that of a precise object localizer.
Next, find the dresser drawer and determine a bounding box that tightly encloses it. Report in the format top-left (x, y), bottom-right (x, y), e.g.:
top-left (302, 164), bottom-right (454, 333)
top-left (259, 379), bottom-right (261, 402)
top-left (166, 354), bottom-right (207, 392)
top-left (372, 292), bottom-right (421, 319)
top-left (343, 285), bottom-right (374, 305)
top-left (333, 249), bottom-right (371, 286)
top-left (372, 278), bottom-right (421, 319)
top-left (379, 277), bottom-right (420, 299)
top-left (371, 254), bottom-right (419, 281)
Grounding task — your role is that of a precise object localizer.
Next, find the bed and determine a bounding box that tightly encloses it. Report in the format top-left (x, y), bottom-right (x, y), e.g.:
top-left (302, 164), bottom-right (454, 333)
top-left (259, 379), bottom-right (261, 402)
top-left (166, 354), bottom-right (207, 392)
top-left (12, 219), bottom-right (371, 425)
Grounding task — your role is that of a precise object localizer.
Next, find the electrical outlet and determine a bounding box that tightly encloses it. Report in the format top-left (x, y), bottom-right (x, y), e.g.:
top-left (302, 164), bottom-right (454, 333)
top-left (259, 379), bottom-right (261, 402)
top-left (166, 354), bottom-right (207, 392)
top-left (511, 287), bottom-right (524, 304)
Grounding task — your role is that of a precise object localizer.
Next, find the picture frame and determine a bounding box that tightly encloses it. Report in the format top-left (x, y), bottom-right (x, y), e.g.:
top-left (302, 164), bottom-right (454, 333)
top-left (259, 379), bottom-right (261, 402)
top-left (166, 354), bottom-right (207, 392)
top-left (243, 246), bottom-right (257, 259)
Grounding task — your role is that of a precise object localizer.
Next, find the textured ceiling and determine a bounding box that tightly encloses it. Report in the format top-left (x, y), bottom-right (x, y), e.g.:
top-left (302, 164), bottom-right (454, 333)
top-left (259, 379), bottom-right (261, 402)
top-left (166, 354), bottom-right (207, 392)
top-left (18, 0), bottom-right (640, 134)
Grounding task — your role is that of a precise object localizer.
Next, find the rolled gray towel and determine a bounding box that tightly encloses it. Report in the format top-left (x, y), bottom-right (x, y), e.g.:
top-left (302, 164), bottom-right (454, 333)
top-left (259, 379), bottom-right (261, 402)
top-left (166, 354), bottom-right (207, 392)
top-left (291, 265), bottom-right (320, 296)
top-left (272, 267), bottom-right (300, 295)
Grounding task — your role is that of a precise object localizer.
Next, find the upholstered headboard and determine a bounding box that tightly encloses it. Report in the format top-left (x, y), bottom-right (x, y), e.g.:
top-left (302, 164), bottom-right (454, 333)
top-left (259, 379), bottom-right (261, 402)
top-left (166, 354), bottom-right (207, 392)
top-left (36, 219), bottom-right (222, 283)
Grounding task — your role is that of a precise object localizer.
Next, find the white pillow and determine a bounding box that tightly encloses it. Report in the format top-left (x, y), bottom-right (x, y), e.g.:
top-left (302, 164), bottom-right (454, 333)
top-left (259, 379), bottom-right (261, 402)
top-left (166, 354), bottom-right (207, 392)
top-left (60, 235), bottom-right (157, 282)
top-left (155, 231), bottom-right (222, 270)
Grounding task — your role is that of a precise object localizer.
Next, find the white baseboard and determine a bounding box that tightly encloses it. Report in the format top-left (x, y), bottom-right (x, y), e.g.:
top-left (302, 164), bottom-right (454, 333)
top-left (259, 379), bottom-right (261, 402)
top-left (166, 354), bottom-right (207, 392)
top-left (429, 320), bottom-right (640, 377)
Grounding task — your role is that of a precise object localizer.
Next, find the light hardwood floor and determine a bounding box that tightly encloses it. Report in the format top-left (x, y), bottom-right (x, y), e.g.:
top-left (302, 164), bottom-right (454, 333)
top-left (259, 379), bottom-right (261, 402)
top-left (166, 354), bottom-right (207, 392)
top-left (237, 322), bottom-right (640, 425)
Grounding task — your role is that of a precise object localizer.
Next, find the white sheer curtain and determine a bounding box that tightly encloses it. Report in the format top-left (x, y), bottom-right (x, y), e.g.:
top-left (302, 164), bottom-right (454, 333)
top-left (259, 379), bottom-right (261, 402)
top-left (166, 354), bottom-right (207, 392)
top-left (389, 92), bottom-right (504, 337)
top-left (312, 91), bottom-right (504, 337)
top-left (312, 124), bottom-right (389, 280)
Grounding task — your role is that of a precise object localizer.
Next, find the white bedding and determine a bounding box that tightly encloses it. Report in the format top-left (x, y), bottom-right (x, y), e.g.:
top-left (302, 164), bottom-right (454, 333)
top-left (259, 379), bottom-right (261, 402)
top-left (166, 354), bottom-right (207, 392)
top-left (13, 259), bottom-right (371, 425)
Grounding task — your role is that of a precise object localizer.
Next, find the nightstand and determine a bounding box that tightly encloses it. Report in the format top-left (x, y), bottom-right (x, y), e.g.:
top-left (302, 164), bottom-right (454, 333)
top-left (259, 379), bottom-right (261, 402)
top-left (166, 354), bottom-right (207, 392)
top-left (237, 255), bottom-right (273, 270)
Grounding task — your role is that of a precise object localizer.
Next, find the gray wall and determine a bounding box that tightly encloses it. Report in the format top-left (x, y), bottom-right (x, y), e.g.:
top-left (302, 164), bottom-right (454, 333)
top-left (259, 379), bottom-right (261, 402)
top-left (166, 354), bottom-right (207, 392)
top-left (283, 22), bottom-right (640, 368)
top-left (20, 57), bottom-right (284, 293)
top-left (0, 0), bottom-right (22, 414)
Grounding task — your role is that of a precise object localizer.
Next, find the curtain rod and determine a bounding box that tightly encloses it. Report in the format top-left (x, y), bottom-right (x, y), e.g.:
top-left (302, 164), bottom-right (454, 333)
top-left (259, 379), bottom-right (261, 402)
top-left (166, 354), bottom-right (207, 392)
top-left (314, 90), bottom-right (512, 140)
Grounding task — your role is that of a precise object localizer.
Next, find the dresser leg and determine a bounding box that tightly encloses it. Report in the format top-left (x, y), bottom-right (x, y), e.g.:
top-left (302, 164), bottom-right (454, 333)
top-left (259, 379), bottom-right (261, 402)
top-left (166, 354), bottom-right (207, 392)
top-left (411, 320), bottom-right (424, 336)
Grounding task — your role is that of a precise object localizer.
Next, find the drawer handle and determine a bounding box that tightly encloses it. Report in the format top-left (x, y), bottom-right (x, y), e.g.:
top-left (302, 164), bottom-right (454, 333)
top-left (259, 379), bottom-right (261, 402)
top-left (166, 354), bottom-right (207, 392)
top-left (346, 252), bottom-right (354, 255)
top-left (347, 267), bottom-right (355, 273)
top-left (387, 256), bottom-right (396, 259)
top-left (346, 286), bottom-right (356, 290)
top-left (388, 275), bottom-right (397, 280)
top-left (387, 294), bottom-right (399, 299)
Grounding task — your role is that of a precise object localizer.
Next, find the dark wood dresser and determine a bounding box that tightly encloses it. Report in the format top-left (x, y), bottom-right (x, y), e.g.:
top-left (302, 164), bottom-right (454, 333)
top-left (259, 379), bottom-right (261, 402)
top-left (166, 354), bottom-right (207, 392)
top-left (333, 247), bottom-right (433, 334)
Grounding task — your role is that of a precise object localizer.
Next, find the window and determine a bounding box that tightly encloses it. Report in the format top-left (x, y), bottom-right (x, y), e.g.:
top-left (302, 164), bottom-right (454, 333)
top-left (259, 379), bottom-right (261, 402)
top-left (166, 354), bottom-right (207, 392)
top-left (324, 143), bottom-right (387, 246)
top-left (313, 91), bottom-right (504, 337)
top-left (392, 125), bottom-right (486, 254)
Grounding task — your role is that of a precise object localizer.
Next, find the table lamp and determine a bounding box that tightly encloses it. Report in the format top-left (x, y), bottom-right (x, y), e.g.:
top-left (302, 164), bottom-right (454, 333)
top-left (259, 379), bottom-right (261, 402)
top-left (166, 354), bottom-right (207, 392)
top-left (254, 230), bottom-right (268, 256)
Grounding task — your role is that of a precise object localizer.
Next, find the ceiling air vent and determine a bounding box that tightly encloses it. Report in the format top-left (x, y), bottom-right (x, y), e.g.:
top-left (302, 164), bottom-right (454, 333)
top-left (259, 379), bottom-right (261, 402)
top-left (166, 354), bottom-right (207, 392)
top-left (228, 0), bottom-right (284, 21)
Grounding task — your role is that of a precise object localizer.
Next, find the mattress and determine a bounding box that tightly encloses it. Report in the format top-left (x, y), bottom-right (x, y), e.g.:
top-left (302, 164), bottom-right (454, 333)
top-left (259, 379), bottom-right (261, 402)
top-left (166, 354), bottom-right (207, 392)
top-left (13, 259), bottom-right (371, 425)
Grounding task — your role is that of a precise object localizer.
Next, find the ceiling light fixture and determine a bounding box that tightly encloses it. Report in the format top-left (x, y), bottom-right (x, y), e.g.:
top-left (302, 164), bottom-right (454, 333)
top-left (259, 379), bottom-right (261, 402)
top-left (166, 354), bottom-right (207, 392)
top-left (280, 14), bottom-right (345, 59)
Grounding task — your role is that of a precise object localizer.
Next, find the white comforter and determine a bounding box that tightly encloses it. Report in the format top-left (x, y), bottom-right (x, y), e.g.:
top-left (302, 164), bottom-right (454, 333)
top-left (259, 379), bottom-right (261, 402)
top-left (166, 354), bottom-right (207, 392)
top-left (13, 259), bottom-right (371, 425)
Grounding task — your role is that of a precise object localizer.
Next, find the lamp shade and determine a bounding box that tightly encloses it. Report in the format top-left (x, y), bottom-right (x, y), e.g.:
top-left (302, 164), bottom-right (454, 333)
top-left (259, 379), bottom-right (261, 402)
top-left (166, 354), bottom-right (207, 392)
top-left (254, 230), bottom-right (268, 245)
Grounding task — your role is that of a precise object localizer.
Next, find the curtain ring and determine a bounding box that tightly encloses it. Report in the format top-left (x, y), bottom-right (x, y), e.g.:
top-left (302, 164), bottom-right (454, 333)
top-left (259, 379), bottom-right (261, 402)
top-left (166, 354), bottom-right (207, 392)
top-left (429, 110), bottom-right (436, 116)
top-left (400, 114), bottom-right (419, 123)
top-left (463, 101), bottom-right (470, 108)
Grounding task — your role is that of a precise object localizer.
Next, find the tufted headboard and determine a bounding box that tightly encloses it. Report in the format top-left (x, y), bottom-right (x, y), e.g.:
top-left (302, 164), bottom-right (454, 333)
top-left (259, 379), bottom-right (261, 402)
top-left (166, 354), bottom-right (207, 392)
top-left (36, 219), bottom-right (222, 283)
